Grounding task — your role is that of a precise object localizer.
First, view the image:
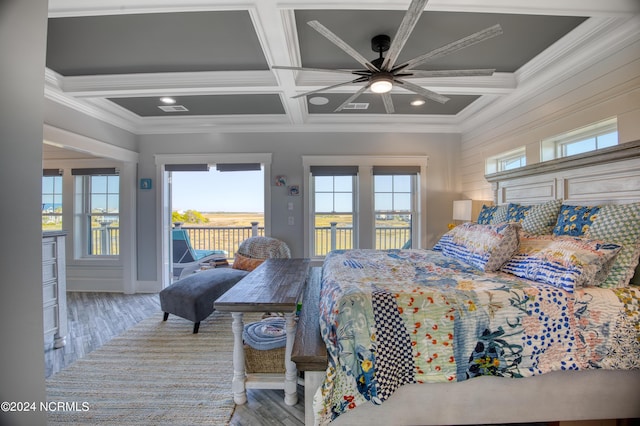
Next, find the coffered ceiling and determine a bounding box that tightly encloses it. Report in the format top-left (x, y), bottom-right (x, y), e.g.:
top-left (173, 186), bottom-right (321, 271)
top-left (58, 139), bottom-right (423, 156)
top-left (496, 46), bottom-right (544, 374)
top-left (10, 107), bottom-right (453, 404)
top-left (45, 0), bottom-right (640, 135)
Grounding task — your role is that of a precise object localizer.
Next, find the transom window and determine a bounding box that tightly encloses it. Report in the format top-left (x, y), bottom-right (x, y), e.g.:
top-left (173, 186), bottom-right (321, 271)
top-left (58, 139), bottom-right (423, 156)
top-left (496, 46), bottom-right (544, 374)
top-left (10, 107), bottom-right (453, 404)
top-left (541, 117), bottom-right (618, 161)
top-left (485, 147), bottom-right (527, 174)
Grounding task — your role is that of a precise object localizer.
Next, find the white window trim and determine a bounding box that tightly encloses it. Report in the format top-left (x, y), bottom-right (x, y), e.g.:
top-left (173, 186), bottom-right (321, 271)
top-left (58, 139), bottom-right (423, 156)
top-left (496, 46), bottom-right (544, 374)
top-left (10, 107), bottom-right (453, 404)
top-left (42, 175), bottom-right (63, 230)
top-left (302, 155), bottom-right (428, 260)
top-left (373, 173), bottom-right (418, 250)
top-left (485, 147), bottom-right (526, 174)
top-left (155, 153), bottom-right (272, 287)
top-left (76, 173), bottom-right (121, 259)
top-left (540, 117), bottom-right (618, 162)
top-left (311, 173), bottom-right (358, 257)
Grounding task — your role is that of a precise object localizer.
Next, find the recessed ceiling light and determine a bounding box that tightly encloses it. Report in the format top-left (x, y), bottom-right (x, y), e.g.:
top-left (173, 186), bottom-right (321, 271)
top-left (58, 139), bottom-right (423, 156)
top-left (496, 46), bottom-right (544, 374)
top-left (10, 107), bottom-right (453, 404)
top-left (411, 99), bottom-right (426, 106)
top-left (160, 97), bottom-right (176, 104)
top-left (309, 96), bottom-right (329, 106)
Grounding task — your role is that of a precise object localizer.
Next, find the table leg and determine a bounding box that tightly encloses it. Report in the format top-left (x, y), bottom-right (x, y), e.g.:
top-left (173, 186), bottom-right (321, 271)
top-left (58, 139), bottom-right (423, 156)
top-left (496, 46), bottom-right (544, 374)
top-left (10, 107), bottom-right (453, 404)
top-left (283, 311), bottom-right (298, 406)
top-left (231, 312), bottom-right (247, 404)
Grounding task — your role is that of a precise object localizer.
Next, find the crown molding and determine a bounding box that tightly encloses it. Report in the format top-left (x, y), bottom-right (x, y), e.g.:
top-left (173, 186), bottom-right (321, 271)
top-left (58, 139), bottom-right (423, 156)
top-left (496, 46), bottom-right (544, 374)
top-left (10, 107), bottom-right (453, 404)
top-left (44, 70), bottom-right (139, 133)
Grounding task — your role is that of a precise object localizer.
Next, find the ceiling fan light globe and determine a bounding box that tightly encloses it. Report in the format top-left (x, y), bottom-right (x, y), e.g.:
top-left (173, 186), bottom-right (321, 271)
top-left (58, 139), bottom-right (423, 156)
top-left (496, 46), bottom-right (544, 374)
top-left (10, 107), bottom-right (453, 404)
top-left (370, 75), bottom-right (393, 94)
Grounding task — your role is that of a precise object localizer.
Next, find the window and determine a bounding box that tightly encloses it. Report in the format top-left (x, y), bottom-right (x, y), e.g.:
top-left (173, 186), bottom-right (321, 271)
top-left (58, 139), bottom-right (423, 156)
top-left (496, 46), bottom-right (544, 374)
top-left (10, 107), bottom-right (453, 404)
top-left (42, 169), bottom-right (63, 231)
top-left (168, 163), bottom-right (265, 261)
top-left (373, 166), bottom-right (418, 249)
top-left (541, 117), bottom-right (618, 161)
top-left (310, 166), bottom-right (357, 257)
top-left (73, 168), bottom-right (120, 256)
top-left (485, 147), bottom-right (526, 174)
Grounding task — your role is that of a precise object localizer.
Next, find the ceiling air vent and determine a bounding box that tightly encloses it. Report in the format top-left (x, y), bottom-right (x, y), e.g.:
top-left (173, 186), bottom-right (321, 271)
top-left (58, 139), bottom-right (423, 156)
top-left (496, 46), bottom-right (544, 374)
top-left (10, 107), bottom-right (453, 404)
top-left (158, 105), bottom-right (189, 112)
top-left (341, 103), bottom-right (369, 110)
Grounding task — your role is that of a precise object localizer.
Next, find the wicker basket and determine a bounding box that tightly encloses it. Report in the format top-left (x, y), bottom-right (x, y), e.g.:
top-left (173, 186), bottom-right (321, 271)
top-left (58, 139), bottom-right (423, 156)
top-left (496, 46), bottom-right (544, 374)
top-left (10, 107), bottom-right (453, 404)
top-left (244, 344), bottom-right (286, 374)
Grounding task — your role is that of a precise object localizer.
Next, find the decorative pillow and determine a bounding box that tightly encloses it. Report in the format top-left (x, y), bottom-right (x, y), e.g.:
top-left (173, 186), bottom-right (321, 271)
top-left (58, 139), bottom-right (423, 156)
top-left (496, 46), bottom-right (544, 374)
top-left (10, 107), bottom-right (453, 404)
top-left (585, 202), bottom-right (640, 288)
top-left (488, 205), bottom-right (509, 224)
top-left (520, 199), bottom-right (562, 235)
top-left (553, 205), bottom-right (601, 237)
top-left (500, 235), bottom-right (621, 293)
top-left (477, 205), bottom-right (498, 225)
top-left (506, 203), bottom-right (532, 223)
top-left (233, 253), bottom-right (264, 272)
top-left (433, 222), bottom-right (519, 271)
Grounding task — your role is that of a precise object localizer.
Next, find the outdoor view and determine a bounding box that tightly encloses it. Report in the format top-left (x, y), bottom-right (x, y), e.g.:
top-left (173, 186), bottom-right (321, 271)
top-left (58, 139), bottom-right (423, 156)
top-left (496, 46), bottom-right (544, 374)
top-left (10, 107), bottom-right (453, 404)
top-left (171, 168), bottom-right (265, 260)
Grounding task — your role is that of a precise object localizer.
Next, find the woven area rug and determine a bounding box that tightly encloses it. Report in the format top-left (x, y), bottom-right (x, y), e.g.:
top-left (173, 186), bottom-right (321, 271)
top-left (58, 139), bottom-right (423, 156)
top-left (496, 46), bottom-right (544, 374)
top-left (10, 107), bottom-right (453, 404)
top-left (46, 310), bottom-right (259, 425)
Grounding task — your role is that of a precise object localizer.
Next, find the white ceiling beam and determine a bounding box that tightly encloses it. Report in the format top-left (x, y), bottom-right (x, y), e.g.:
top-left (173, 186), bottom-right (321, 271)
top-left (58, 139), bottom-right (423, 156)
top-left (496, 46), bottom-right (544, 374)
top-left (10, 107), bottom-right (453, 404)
top-left (293, 72), bottom-right (516, 95)
top-left (250, 3), bottom-right (307, 124)
top-left (58, 71), bottom-right (278, 97)
top-left (278, 0), bottom-right (640, 16)
top-left (49, 0), bottom-right (639, 18)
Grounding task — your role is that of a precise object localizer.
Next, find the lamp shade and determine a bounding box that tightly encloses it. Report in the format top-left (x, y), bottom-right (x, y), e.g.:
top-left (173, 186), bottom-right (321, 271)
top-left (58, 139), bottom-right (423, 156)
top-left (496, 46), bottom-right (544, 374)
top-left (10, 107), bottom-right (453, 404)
top-left (453, 200), bottom-right (473, 221)
top-left (453, 200), bottom-right (494, 222)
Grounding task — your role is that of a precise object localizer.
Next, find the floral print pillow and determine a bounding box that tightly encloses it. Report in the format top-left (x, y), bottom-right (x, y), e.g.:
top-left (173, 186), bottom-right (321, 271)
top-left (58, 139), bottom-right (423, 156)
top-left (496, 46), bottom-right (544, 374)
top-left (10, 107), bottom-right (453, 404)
top-left (477, 205), bottom-right (498, 224)
top-left (553, 204), bottom-right (601, 237)
top-left (506, 203), bottom-right (532, 223)
top-left (433, 222), bottom-right (519, 271)
top-left (500, 234), bottom-right (621, 292)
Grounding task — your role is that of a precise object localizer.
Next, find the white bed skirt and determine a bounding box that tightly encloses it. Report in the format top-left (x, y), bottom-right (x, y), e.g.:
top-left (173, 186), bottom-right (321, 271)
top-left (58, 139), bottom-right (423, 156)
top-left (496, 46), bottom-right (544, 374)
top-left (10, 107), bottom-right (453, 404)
top-left (323, 369), bottom-right (640, 425)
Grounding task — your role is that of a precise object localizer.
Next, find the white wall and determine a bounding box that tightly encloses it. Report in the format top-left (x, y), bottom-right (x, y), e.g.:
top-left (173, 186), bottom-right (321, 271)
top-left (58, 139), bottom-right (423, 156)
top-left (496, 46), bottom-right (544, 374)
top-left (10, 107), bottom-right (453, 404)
top-left (0, 1), bottom-right (49, 424)
top-left (136, 131), bottom-right (461, 284)
top-left (459, 38), bottom-right (640, 200)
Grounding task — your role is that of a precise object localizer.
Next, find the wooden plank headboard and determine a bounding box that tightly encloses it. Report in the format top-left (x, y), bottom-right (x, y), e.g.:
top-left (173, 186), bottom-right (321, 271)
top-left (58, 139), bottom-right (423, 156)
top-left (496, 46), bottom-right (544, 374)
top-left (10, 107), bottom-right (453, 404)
top-left (485, 139), bottom-right (640, 206)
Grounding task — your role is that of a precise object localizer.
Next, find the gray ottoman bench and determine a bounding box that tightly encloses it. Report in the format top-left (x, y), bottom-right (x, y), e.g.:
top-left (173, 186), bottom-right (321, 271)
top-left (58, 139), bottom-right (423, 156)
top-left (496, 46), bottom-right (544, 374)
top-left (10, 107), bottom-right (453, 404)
top-left (160, 267), bottom-right (249, 333)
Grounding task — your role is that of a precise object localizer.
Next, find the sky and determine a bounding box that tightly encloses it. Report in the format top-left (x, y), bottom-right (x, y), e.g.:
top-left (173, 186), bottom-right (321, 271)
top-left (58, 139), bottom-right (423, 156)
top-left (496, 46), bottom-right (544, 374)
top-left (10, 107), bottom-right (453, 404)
top-left (171, 169), bottom-right (264, 212)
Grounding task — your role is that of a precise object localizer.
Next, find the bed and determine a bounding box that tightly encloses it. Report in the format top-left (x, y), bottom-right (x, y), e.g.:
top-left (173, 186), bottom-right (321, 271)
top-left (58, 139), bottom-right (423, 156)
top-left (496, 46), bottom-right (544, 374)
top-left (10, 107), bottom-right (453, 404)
top-left (308, 140), bottom-right (640, 426)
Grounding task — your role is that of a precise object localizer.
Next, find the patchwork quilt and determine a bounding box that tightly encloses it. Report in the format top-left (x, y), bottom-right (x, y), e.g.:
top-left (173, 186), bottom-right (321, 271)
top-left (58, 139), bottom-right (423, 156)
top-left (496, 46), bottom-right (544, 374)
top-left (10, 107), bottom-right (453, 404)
top-left (314, 249), bottom-right (640, 425)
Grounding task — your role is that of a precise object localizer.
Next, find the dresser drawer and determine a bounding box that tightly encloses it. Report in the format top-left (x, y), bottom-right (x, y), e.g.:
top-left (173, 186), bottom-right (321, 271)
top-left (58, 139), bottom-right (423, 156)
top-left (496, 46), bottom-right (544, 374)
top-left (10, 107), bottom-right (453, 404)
top-left (42, 240), bottom-right (56, 261)
top-left (43, 282), bottom-right (58, 305)
top-left (42, 260), bottom-right (57, 282)
top-left (43, 304), bottom-right (59, 335)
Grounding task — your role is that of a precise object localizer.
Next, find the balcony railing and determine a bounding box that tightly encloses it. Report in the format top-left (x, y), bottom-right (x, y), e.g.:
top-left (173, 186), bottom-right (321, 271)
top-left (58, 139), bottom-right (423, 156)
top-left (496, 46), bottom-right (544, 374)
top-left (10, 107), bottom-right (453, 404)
top-left (90, 222), bottom-right (411, 257)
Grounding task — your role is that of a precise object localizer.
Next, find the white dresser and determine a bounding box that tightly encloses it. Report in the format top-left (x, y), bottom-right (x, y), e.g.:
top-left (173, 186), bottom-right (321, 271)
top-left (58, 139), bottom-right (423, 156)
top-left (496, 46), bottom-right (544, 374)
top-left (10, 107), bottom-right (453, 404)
top-left (42, 231), bottom-right (68, 349)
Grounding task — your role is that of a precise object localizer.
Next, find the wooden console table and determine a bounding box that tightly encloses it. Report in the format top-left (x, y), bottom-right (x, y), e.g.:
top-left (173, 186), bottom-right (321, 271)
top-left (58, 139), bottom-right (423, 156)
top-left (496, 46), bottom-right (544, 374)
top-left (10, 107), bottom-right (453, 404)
top-left (214, 258), bottom-right (310, 406)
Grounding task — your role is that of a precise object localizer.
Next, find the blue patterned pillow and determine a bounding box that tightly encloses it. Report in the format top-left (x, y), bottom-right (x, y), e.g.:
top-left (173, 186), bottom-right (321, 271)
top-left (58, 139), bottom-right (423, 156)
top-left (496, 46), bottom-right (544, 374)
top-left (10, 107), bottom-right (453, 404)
top-left (489, 205), bottom-right (509, 224)
top-left (500, 234), bottom-right (621, 293)
top-left (553, 205), bottom-right (601, 237)
top-left (506, 203), bottom-right (531, 223)
top-left (477, 205), bottom-right (498, 225)
top-left (433, 222), bottom-right (520, 271)
top-left (521, 199), bottom-right (562, 235)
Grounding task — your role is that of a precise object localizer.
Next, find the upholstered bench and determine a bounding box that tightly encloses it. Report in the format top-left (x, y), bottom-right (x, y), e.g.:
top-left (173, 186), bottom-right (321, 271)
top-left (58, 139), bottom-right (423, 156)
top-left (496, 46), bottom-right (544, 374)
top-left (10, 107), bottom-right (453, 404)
top-left (160, 267), bottom-right (249, 333)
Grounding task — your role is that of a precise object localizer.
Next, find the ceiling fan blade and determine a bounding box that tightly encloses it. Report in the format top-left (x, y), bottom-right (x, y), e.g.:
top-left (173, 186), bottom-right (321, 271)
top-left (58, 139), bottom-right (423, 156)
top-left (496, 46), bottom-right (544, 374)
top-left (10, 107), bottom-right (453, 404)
top-left (405, 68), bottom-right (496, 78)
top-left (381, 0), bottom-right (429, 71)
top-left (292, 77), bottom-right (367, 99)
top-left (395, 78), bottom-right (449, 104)
top-left (272, 65), bottom-right (362, 75)
top-left (307, 20), bottom-right (379, 72)
top-left (381, 92), bottom-right (395, 114)
top-left (393, 24), bottom-right (503, 72)
top-left (334, 85), bottom-right (370, 112)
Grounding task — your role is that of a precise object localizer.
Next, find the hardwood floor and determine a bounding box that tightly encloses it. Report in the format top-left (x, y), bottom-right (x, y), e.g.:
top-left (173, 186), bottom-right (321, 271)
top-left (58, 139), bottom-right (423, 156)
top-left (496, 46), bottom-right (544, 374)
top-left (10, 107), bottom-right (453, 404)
top-left (44, 292), bottom-right (161, 378)
top-left (44, 292), bottom-right (559, 426)
top-left (45, 291), bottom-right (305, 425)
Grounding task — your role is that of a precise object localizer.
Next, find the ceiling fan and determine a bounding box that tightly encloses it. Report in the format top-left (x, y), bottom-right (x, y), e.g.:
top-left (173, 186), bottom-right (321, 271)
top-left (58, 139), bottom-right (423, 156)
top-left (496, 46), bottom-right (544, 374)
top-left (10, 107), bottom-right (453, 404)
top-left (273, 0), bottom-right (503, 113)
